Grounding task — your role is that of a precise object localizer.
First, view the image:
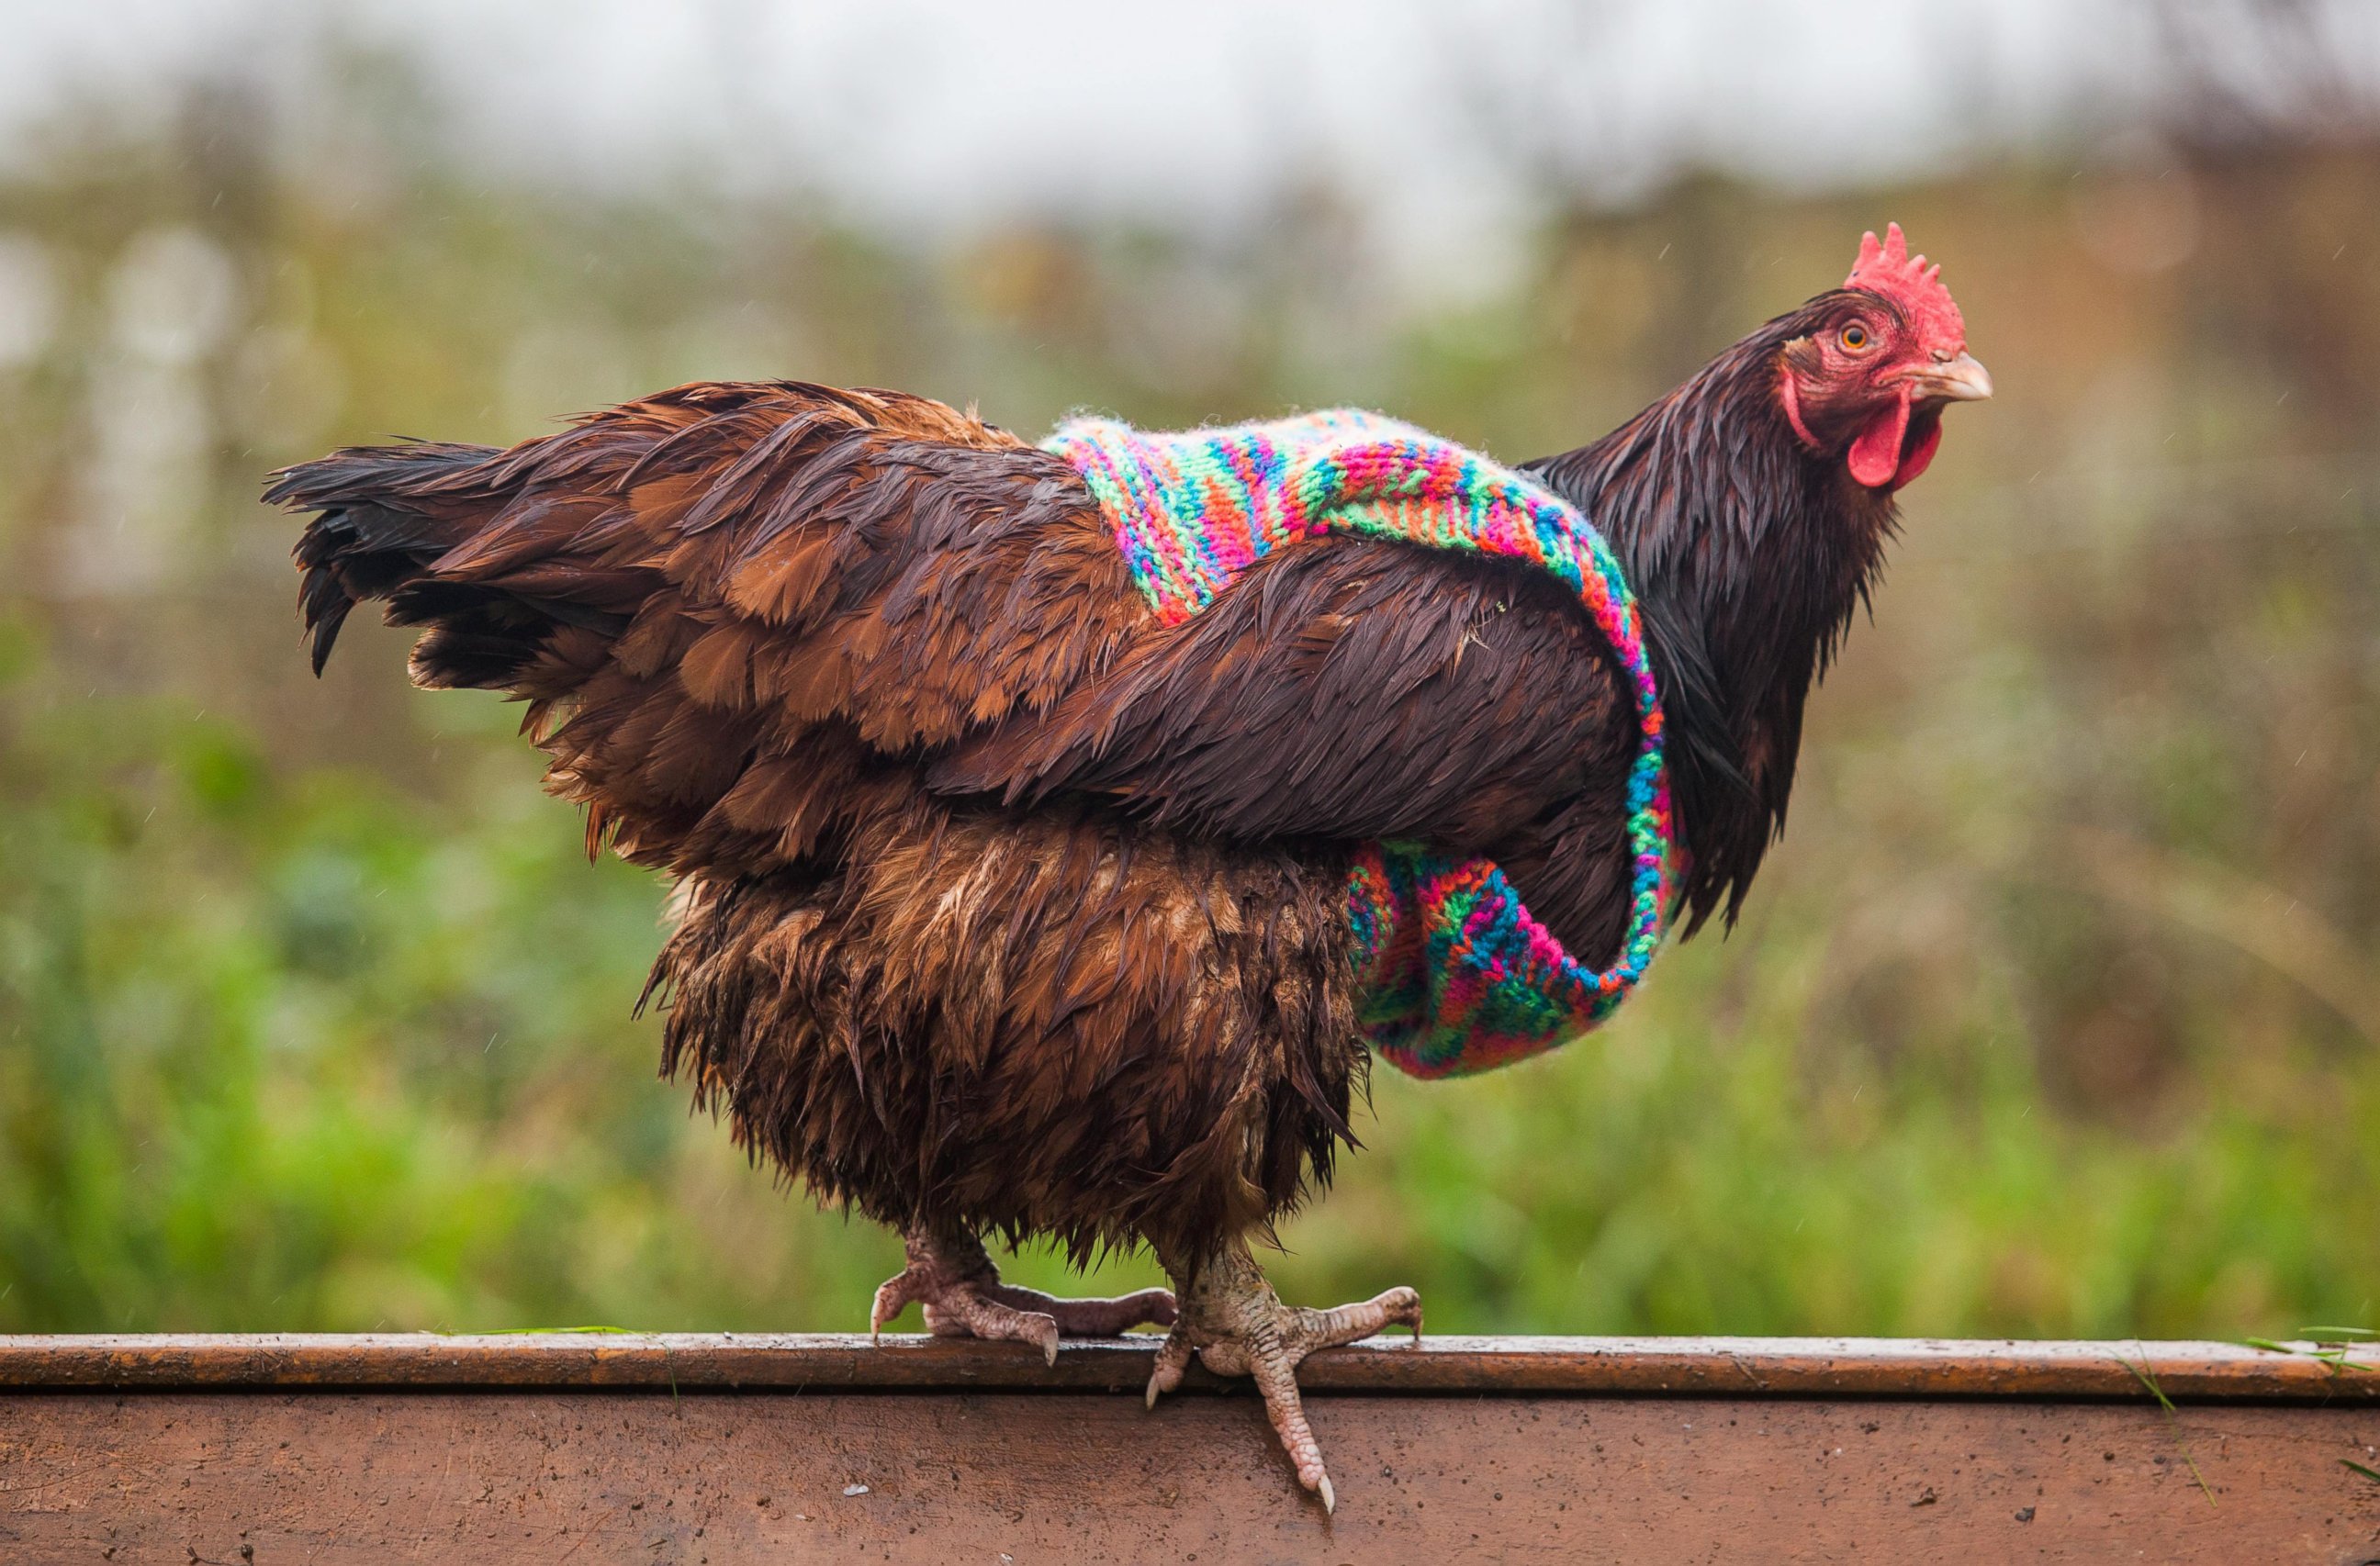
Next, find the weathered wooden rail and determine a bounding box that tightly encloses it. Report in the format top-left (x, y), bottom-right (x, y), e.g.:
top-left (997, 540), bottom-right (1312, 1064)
top-left (3, 1334), bottom-right (2374, 1562)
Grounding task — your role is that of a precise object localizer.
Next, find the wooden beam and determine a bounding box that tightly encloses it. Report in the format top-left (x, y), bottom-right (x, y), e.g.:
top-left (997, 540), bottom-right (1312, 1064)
top-left (0, 1332), bottom-right (2371, 1398)
top-left (3, 1337), bottom-right (2374, 1563)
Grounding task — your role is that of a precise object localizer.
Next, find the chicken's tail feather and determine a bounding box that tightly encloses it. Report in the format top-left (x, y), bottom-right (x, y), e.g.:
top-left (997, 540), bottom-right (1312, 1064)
top-left (270, 442), bottom-right (513, 677)
top-left (271, 440), bottom-right (635, 699)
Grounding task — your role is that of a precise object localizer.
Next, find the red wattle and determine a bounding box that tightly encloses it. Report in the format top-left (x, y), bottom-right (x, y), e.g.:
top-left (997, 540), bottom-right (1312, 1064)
top-left (1892, 418), bottom-right (1942, 488)
top-left (1847, 387), bottom-right (1912, 488)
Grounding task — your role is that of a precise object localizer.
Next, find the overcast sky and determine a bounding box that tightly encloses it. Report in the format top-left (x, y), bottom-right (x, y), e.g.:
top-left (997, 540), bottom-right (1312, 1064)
top-left (1, 0), bottom-right (2368, 296)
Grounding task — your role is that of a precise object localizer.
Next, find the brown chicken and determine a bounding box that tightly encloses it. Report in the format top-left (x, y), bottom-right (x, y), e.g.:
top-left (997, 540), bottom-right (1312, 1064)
top-left (268, 225), bottom-right (1986, 1508)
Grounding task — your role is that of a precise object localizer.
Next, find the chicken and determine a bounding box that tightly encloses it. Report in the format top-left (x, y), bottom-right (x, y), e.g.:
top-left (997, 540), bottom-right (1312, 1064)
top-left (266, 224), bottom-right (1985, 1508)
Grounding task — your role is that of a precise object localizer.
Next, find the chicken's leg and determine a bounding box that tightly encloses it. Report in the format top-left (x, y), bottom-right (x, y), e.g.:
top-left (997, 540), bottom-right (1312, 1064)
top-left (870, 1225), bottom-right (1177, 1363)
top-left (1144, 1236), bottom-right (1422, 1512)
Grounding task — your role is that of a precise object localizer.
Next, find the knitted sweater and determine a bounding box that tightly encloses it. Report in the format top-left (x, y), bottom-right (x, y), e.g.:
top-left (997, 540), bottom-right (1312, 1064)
top-left (1045, 409), bottom-right (1676, 1079)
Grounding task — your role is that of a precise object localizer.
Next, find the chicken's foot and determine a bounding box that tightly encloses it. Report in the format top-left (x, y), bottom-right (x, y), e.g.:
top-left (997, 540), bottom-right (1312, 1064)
top-left (870, 1226), bottom-right (1176, 1364)
top-left (1145, 1237), bottom-right (1421, 1513)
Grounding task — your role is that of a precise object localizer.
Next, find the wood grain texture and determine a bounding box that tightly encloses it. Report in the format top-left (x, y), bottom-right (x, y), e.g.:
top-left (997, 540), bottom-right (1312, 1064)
top-left (7, 1338), bottom-right (2374, 1561)
top-left (3, 1380), bottom-right (2375, 1563)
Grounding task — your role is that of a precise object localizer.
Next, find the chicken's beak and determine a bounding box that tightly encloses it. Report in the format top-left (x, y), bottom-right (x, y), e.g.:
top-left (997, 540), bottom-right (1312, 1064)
top-left (1906, 351), bottom-right (1993, 403)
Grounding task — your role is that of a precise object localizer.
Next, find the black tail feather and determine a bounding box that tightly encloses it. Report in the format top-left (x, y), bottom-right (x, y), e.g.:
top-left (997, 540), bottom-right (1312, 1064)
top-left (269, 441), bottom-right (527, 679)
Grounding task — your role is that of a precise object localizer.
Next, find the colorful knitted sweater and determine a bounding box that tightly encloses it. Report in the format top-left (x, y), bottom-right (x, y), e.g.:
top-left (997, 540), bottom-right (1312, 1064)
top-left (1044, 409), bottom-right (1678, 1079)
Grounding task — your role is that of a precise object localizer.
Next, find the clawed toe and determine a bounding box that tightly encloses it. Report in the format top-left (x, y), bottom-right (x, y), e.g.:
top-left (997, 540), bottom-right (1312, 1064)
top-left (925, 1294), bottom-right (1061, 1365)
top-left (987, 1280), bottom-right (1178, 1337)
top-left (874, 1225), bottom-right (1414, 1510)
top-left (1288, 1284), bottom-right (1422, 1351)
top-left (869, 1264), bottom-right (925, 1346)
top-left (1153, 1240), bottom-right (1423, 1510)
top-left (1144, 1322), bottom-right (1193, 1408)
top-left (870, 1228), bottom-right (1176, 1363)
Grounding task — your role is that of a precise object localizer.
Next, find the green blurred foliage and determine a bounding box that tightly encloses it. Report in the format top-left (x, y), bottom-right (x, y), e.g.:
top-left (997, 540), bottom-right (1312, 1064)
top-left (0, 80), bottom-right (2374, 1337)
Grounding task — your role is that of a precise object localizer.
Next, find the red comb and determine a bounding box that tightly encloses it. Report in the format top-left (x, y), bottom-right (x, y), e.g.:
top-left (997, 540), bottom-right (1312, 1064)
top-left (1844, 222), bottom-right (1964, 350)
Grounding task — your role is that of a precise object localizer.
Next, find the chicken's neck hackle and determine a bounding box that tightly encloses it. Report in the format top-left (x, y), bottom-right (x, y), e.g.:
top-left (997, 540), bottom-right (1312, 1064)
top-left (1525, 303), bottom-right (1903, 939)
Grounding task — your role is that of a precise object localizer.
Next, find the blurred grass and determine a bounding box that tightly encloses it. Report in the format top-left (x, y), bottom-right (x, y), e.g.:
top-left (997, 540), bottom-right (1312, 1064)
top-left (0, 81), bottom-right (2374, 1338)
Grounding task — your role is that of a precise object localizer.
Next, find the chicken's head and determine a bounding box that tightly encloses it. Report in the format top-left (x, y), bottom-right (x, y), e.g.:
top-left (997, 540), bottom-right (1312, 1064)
top-left (1779, 222), bottom-right (1991, 491)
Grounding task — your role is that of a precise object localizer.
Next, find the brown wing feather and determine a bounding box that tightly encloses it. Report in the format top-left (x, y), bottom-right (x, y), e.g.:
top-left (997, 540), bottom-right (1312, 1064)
top-left (930, 541), bottom-right (1640, 960)
top-left (268, 381), bottom-right (1149, 879)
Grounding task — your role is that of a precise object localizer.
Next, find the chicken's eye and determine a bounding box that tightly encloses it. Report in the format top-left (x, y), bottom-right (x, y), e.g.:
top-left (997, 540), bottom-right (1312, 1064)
top-left (1839, 322), bottom-right (1870, 352)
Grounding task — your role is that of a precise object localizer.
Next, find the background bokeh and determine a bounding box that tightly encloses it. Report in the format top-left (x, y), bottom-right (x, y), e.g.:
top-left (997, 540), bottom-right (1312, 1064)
top-left (1, 0), bottom-right (2375, 1338)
